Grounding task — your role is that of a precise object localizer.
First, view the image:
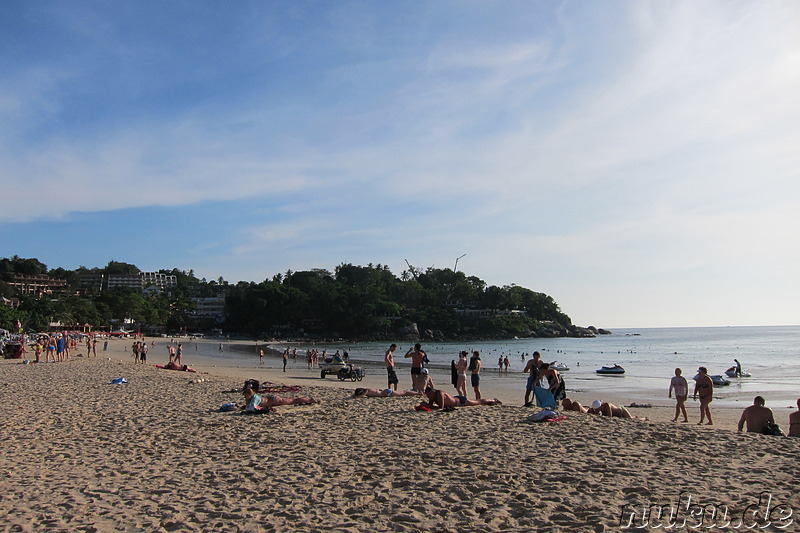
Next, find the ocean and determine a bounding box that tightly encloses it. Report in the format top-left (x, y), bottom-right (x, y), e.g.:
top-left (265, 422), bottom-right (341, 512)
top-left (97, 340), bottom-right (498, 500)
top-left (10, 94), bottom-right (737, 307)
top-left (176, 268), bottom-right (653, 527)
top-left (271, 325), bottom-right (800, 408)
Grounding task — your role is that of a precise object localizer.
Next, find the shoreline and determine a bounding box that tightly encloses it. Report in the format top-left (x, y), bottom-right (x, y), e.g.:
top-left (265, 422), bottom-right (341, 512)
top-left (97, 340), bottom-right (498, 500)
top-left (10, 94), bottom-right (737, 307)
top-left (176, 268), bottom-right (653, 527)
top-left (1, 347), bottom-right (798, 531)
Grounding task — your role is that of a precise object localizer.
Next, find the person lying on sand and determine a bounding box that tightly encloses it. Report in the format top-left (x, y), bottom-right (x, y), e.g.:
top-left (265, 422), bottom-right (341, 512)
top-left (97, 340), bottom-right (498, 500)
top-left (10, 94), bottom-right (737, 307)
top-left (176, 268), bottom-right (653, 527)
top-left (242, 387), bottom-right (317, 412)
top-left (352, 388), bottom-right (423, 398)
top-left (161, 361), bottom-right (197, 372)
top-left (561, 398), bottom-right (588, 413)
top-left (587, 400), bottom-right (636, 419)
top-left (422, 387), bottom-right (502, 409)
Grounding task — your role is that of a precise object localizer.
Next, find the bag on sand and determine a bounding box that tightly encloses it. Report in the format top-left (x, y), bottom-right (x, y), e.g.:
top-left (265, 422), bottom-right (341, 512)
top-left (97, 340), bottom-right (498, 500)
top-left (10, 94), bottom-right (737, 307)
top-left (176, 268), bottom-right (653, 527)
top-left (762, 422), bottom-right (784, 436)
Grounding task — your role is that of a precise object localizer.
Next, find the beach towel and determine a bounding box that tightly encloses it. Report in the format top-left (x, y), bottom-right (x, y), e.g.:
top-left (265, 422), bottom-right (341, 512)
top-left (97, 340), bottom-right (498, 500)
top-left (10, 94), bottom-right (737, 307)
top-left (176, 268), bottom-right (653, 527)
top-left (534, 386), bottom-right (556, 410)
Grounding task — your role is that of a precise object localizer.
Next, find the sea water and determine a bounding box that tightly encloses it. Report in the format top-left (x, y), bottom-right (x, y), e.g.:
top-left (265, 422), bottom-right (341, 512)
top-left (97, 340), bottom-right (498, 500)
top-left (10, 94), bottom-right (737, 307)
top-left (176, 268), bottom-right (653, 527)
top-left (291, 326), bottom-right (800, 408)
top-left (186, 326), bottom-right (799, 408)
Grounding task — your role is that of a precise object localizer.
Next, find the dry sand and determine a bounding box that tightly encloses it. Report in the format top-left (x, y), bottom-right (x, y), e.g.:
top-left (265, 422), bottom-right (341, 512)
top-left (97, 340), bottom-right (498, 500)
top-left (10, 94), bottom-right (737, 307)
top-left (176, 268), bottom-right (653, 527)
top-left (1, 339), bottom-right (798, 532)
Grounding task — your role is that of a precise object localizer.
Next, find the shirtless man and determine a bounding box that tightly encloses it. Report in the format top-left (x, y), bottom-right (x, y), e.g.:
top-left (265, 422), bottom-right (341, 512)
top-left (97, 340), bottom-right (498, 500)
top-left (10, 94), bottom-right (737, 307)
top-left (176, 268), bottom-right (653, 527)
top-left (737, 396), bottom-right (774, 433)
top-left (455, 351), bottom-right (468, 398)
top-left (404, 343), bottom-right (426, 391)
top-left (668, 368), bottom-right (689, 422)
top-left (693, 366), bottom-right (714, 425)
top-left (469, 351), bottom-right (482, 400)
top-left (789, 399), bottom-right (800, 438)
top-left (423, 387), bottom-right (501, 409)
top-left (352, 387), bottom-right (422, 398)
top-left (522, 351), bottom-right (544, 407)
top-left (385, 344), bottom-right (399, 391)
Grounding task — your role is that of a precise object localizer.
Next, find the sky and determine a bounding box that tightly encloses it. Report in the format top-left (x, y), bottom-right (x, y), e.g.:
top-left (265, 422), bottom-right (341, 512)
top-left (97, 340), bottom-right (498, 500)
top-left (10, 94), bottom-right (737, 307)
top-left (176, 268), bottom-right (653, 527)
top-left (1, 1), bottom-right (799, 329)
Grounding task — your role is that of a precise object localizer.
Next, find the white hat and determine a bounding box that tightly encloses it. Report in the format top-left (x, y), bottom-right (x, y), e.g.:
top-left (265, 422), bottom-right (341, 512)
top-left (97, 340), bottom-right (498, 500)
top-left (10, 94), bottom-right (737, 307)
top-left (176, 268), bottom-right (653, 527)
top-left (591, 400), bottom-right (602, 409)
top-left (421, 368), bottom-right (429, 374)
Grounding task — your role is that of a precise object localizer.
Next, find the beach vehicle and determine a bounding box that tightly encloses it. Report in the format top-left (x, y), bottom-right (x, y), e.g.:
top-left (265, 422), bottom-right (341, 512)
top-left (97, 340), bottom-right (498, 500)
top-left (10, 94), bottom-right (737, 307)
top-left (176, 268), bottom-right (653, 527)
top-left (710, 374), bottom-right (731, 386)
top-left (596, 364), bottom-right (625, 375)
top-left (319, 356), bottom-right (346, 378)
top-left (724, 367), bottom-right (751, 378)
top-left (336, 365), bottom-right (364, 382)
top-left (550, 361), bottom-right (569, 371)
top-left (692, 373), bottom-right (731, 386)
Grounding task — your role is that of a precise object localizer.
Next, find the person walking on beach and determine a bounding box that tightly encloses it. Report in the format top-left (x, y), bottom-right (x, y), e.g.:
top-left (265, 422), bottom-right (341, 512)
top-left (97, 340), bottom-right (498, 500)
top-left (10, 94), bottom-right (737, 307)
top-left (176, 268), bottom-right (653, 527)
top-left (385, 344), bottom-right (399, 392)
top-left (737, 396), bottom-right (774, 433)
top-left (789, 399), bottom-right (800, 437)
top-left (469, 351), bottom-right (482, 400)
top-left (404, 343), bottom-right (426, 391)
top-left (668, 368), bottom-right (689, 422)
top-left (693, 366), bottom-right (713, 425)
top-left (503, 355), bottom-right (510, 372)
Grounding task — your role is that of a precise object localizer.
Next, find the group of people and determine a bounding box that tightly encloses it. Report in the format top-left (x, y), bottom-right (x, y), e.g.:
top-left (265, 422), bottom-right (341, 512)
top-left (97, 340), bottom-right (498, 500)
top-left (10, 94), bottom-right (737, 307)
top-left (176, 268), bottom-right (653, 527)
top-left (382, 343), bottom-right (486, 400)
top-left (668, 366), bottom-right (717, 424)
top-left (522, 351), bottom-right (563, 409)
top-left (130, 340), bottom-right (150, 364)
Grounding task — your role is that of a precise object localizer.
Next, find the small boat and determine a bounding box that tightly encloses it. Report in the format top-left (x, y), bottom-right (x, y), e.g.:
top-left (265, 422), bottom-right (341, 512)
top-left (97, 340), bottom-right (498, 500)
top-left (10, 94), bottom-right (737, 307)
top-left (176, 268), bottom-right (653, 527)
top-left (724, 367), bottom-right (751, 378)
top-left (596, 364), bottom-right (625, 375)
top-left (550, 361), bottom-right (569, 371)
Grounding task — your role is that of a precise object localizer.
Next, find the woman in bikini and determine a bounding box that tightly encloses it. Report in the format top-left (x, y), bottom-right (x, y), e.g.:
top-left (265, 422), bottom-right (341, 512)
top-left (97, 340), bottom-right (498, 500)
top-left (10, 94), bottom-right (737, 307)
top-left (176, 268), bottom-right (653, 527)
top-left (693, 366), bottom-right (714, 425)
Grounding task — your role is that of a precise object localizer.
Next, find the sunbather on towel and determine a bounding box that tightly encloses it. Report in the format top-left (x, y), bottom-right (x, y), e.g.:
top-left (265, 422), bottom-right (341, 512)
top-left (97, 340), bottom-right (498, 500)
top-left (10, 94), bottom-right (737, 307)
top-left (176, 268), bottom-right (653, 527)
top-left (586, 400), bottom-right (646, 420)
top-left (561, 398), bottom-right (588, 413)
top-left (161, 361), bottom-right (197, 372)
top-left (242, 387), bottom-right (317, 411)
top-left (353, 388), bottom-right (423, 398)
top-left (423, 387), bottom-right (502, 409)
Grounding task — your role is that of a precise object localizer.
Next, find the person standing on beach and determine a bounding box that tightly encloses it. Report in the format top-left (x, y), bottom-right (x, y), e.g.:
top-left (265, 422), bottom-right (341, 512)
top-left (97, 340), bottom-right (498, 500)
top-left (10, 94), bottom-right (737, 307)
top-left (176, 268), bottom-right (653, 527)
top-left (693, 366), bottom-right (713, 425)
top-left (522, 351), bottom-right (544, 407)
top-left (282, 348), bottom-right (289, 372)
top-left (140, 341), bottom-right (148, 364)
top-left (469, 351), bottom-right (482, 400)
top-left (503, 355), bottom-right (510, 372)
top-left (789, 399), bottom-right (800, 437)
top-left (668, 368), bottom-right (689, 422)
top-left (405, 343), bottom-right (426, 391)
top-left (737, 396), bottom-right (774, 433)
top-left (176, 343), bottom-right (183, 366)
top-left (259, 348), bottom-right (264, 365)
top-left (455, 351), bottom-right (468, 398)
top-left (385, 344), bottom-right (399, 391)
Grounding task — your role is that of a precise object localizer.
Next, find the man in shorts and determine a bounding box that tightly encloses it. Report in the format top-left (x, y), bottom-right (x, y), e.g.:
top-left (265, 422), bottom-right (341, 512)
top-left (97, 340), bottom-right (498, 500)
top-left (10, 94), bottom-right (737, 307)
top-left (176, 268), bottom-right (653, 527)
top-left (404, 343), bottom-right (426, 391)
top-left (385, 344), bottom-right (399, 391)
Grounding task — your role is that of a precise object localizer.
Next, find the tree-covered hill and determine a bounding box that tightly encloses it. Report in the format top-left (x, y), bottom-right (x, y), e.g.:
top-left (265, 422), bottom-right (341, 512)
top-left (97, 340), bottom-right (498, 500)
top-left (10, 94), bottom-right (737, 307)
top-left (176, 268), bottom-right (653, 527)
top-left (0, 256), bottom-right (605, 340)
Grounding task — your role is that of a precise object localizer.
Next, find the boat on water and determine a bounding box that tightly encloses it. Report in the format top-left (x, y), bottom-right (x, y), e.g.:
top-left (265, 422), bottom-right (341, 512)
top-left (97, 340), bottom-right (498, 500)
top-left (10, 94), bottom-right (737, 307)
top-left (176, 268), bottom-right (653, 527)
top-left (550, 361), bottom-right (569, 371)
top-left (596, 364), bottom-right (625, 375)
top-left (724, 367), bottom-right (751, 378)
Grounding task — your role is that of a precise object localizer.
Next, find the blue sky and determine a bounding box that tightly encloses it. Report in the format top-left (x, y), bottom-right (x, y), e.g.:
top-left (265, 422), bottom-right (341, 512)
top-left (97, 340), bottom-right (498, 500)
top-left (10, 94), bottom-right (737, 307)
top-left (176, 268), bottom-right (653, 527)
top-left (2, 1), bottom-right (799, 328)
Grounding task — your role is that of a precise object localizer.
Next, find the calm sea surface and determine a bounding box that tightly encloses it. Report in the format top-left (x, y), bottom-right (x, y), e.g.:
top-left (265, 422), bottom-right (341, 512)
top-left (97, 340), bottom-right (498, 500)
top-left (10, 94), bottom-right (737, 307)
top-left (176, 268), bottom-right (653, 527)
top-left (193, 326), bottom-right (799, 408)
top-left (272, 326), bottom-right (800, 408)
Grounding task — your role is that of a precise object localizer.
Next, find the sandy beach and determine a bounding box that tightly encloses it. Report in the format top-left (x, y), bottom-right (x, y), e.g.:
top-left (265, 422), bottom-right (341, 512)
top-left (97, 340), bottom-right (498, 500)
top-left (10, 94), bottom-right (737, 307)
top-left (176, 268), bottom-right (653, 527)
top-left (1, 338), bottom-right (798, 532)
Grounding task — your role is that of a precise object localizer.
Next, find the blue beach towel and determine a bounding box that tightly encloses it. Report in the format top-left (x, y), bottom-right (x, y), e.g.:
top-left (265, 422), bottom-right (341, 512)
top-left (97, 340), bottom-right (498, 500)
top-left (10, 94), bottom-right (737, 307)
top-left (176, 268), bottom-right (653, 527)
top-left (534, 386), bottom-right (555, 410)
